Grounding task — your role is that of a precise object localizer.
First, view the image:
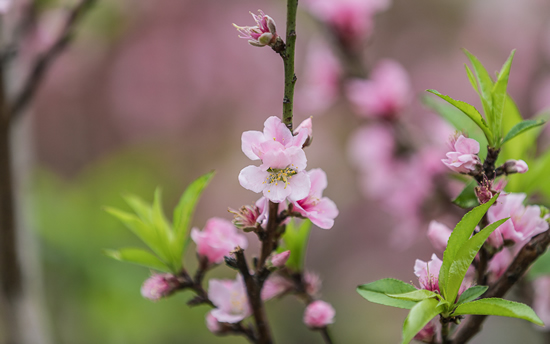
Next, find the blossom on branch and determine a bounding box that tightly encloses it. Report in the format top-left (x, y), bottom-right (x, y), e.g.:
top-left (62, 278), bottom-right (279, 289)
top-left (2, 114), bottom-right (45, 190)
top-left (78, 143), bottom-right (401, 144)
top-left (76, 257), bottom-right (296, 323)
top-left (502, 159), bottom-right (529, 174)
top-left (487, 193), bottom-right (548, 247)
top-left (293, 168), bottom-right (339, 229)
top-left (209, 275), bottom-right (251, 323)
top-left (233, 10), bottom-right (278, 47)
top-left (441, 134), bottom-right (481, 173)
top-left (303, 300), bottom-right (335, 328)
top-left (239, 117), bottom-right (311, 203)
top-left (141, 273), bottom-right (178, 301)
top-left (347, 60), bottom-right (412, 119)
top-left (205, 312), bottom-right (223, 334)
top-left (414, 254), bottom-right (443, 293)
top-left (191, 218), bottom-right (248, 264)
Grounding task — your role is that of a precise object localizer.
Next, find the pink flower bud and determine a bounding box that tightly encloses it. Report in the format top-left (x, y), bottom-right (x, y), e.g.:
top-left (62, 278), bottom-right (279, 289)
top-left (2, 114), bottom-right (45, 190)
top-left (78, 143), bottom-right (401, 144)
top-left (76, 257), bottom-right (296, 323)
top-left (261, 274), bottom-right (293, 300)
top-left (141, 274), bottom-right (177, 301)
top-left (304, 300), bottom-right (335, 328)
top-left (294, 117), bottom-right (313, 147)
top-left (191, 218), bottom-right (248, 265)
top-left (270, 250), bottom-right (291, 268)
top-left (503, 159), bottom-right (529, 174)
top-left (475, 176), bottom-right (495, 204)
top-left (487, 249), bottom-right (512, 283)
top-left (233, 10), bottom-right (278, 47)
top-left (206, 311), bottom-right (223, 334)
top-left (427, 221), bottom-right (452, 252)
top-left (442, 135), bottom-right (481, 173)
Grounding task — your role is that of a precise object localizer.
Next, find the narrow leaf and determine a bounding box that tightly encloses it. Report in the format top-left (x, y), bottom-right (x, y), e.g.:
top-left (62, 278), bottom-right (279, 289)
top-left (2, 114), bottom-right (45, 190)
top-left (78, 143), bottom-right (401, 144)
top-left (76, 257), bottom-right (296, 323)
top-left (465, 64), bottom-right (478, 92)
top-left (452, 180), bottom-right (480, 209)
top-left (501, 119), bottom-right (546, 146)
top-left (456, 285), bottom-right (488, 306)
top-left (387, 289), bottom-right (440, 302)
top-left (103, 248), bottom-right (171, 272)
top-left (439, 194), bottom-right (499, 300)
top-left (491, 50), bottom-right (515, 143)
top-left (446, 218), bottom-right (509, 303)
top-left (452, 298), bottom-right (544, 326)
top-left (463, 49), bottom-right (495, 129)
top-left (123, 194), bottom-right (153, 224)
top-left (357, 279), bottom-right (418, 309)
top-left (402, 298), bottom-right (442, 344)
top-left (426, 89), bottom-right (493, 143)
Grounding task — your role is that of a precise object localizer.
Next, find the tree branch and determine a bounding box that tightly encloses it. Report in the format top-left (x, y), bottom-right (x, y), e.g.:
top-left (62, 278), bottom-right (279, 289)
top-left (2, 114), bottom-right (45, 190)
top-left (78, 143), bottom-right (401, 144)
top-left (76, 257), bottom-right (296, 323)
top-left (452, 229), bottom-right (550, 344)
top-left (9, 0), bottom-right (98, 120)
top-left (281, 0), bottom-right (298, 131)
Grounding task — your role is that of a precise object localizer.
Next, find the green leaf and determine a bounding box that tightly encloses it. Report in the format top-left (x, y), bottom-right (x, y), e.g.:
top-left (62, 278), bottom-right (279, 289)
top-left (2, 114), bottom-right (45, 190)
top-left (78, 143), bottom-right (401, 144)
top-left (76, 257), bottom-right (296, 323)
top-left (439, 194), bottom-right (499, 300)
top-left (387, 289), bottom-right (440, 302)
top-left (452, 180), bottom-right (480, 209)
top-left (278, 219), bottom-right (312, 271)
top-left (357, 279), bottom-right (418, 310)
top-left (465, 65), bottom-right (478, 92)
top-left (402, 298), bottom-right (442, 344)
top-left (452, 298), bottom-right (544, 326)
top-left (501, 119), bottom-right (546, 146)
top-left (103, 248), bottom-right (171, 272)
top-left (491, 50), bottom-right (515, 144)
top-left (172, 171), bottom-right (215, 264)
top-left (463, 49), bottom-right (495, 133)
top-left (446, 218), bottom-right (508, 303)
top-left (122, 194), bottom-right (153, 224)
top-left (456, 285), bottom-right (488, 306)
top-left (426, 89), bottom-right (493, 143)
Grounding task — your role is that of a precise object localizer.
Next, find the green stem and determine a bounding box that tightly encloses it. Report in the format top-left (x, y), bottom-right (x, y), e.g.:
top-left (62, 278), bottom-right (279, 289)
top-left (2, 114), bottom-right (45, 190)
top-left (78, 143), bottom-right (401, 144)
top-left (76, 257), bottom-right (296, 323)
top-left (282, 0), bottom-right (298, 131)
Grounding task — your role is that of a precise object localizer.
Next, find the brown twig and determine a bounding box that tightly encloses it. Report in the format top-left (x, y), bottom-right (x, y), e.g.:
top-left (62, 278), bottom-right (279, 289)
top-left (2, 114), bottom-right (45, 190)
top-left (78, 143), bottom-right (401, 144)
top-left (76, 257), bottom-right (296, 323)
top-left (10, 0), bottom-right (98, 119)
top-left (257, 201), bottom-right (281, 272)
top-left (451, 229), bottom-right (550, 344)
top-left (234, 247), bottom-right (273, 344)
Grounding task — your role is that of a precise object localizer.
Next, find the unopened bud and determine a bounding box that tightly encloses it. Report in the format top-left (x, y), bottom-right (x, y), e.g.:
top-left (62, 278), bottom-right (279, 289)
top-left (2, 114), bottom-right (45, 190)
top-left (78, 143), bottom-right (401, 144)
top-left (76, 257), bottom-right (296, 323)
top-left (503, 159), bottom-right (528, 174)
top-left (141, 273), bottom-right (178, 301)
top-left (294, 117), bottom-right (313, 148)
top-left (303, 300), bottom-right (335, 328)
top-left (269, 250), bottom-right (290, 268)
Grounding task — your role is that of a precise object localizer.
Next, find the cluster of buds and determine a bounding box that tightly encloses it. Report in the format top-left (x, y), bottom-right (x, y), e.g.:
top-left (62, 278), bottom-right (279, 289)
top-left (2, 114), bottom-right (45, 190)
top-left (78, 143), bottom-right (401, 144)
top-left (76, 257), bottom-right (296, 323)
top-left (233, 10), bottom-right (278, 47)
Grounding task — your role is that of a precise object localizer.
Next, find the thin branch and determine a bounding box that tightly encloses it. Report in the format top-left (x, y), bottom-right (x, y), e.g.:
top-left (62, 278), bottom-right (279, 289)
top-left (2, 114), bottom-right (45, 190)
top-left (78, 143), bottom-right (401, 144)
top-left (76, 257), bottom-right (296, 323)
top-left (234, 247), bottom-right (273, 344)
top-left (257, 201), bottom-right (280, 272)
top-left (281, 0), bottom-right (298, 131)
top-left (452, 229), bottom-right (550, 344)
top-left (9, 0), bottom-right (98, 119)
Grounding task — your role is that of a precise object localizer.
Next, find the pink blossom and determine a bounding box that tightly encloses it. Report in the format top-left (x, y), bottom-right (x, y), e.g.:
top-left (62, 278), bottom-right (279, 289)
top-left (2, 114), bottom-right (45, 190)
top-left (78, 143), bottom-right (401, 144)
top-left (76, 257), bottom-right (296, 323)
top-left (141, 273), bottom-right (177, 301)
top-left (302, 0), bottom-right (390, 42)
top-left (261, 274), bottom-right (293, 300)
top-left (239, 117), bottom-right (311, 203)
top-left (293, 169), bottom-right (339, 229)
top-left (414, 254), bottom-right (443, 293)
top-left (414, 319), bottom-right (436, 343)
top-left (294, 117), bottom-right (313, 147)
top-left (303, 300), bottom-right (335, 328)
top-left (191, 218), bottom-right (248, 264)
top-left (487, 249), bottom-right (512, 283)
top-left (441, 135), bottom-right (481, 173)
top-left (533, 276), bottom-right (550, 330)
top-left (206, 312), bottom-right (222, 333)
top-left (233, 10), bottom-right (278, 47)
top-left (297, 42), bottom-right (341, 114)
top-left (304, 271), bottom-right (322, 297)
top-left (348, 124), bottom-right (395, 172)
top-left (487, 193), bottom-right (549, 247)
top-left (427, 221), bottom-right (452, 252)
top-left (209, 276), bottom-right (251, 323)
top-left (503, 159), bottom-right (529, 174)
top-left (346, 60), bottom-right (412, 119)
top-left (270, 250), bottom-right (291, 268)
top-left (255, 196), bottom-right (289, 228)
top-left (228, 204), bottom-right (261, 231)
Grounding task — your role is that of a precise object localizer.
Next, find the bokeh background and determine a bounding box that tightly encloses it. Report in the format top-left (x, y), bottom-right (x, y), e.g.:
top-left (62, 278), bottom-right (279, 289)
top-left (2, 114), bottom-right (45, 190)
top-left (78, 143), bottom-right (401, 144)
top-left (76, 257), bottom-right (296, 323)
top-left (6, 0), bottom-right (550, 343)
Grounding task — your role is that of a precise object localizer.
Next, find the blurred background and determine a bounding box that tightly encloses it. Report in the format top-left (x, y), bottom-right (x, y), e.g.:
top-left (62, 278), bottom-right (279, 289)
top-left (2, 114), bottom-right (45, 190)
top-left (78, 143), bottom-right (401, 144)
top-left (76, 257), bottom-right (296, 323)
top-left (5, 0), bottom-right (550, 343)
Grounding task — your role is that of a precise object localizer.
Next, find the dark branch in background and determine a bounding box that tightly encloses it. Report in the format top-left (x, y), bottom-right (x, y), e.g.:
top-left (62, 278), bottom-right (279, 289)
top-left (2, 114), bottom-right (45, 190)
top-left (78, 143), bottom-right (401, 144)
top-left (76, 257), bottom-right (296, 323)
top-left (452, 229), bottom-right (550, 344)
top-left (10, 0), bottom-right (98, 120)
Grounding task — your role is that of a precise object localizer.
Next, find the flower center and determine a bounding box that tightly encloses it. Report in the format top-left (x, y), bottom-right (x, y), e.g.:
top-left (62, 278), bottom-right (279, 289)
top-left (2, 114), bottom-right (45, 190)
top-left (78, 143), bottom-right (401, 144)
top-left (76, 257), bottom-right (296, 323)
top-left (265, 166), bottom-right (297, 189)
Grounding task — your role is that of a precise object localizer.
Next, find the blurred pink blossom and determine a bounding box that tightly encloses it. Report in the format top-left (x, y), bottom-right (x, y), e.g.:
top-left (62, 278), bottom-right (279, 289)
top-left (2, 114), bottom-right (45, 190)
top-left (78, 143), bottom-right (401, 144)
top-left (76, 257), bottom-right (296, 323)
top-left (414, 319), bottom-right (436, 343)
top-left (487, 249), bottom-right (512, 283)
top-left (209, 276), bottom-right (251, 323)
top-left (233, 10), bottom-right (278, 47)
top-left (205, 312), bottom-right (222, 333)
top-left (303, 300), bottom-right (335, 328)
top-left (0, 0), bottom-right (12, 14)
top-left (347, 60), bottom-right (412, 119)
top-left (141, 273), bottom-right (177, 301)
top-left (293, 168), bottom-right (339, 229)
top-left (427, 220), bottom-right (452, 252)
top-left (191, 217), bottom-right (248, 264)
top-left (414, 253), bottom-right (443, 293)
top-left (304, 271), bottom-right (322, 297)
top-left (533, 276), bottom-right (550, 331)
top-left (487, 193), bottom-right (548, 247)
top-left (442, 135), bottom-right (481, 173)
top-left (297, 42), bottom-right (341, 114)
top-left (261, 274), bottom-right (293, 300)
top-left (302, 0), bottom-right (390, 42)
